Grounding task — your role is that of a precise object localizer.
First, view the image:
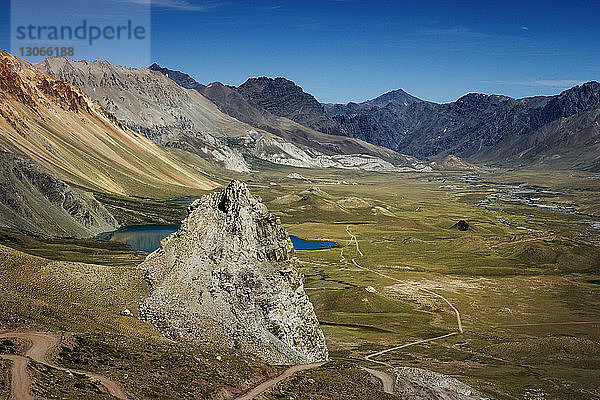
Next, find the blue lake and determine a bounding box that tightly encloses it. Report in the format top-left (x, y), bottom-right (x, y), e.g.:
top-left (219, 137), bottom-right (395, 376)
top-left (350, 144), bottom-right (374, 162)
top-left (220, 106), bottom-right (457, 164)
top-left (290, 235), bottom-right (338, 250)
top-left (97, 225), bottom-right (338, 253)
top-left (590, 280), bottom-right (600, 285)
top-left (97, 224), bottom-right (180, 252)
top-left (167, 199), bottom-right (196, 206)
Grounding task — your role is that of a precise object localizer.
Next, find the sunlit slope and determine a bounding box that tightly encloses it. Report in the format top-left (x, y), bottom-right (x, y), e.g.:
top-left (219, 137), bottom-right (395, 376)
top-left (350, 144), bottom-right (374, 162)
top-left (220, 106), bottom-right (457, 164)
top-left (0, 51), bottom-right (217, 197)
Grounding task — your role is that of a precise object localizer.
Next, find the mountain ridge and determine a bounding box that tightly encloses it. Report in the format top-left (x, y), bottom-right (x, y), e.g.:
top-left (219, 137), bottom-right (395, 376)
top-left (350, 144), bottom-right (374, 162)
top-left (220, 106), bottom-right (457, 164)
top-left (325, 81), bottom-right (600, 169)
top-left (0, 51), bottom-right (217, 198)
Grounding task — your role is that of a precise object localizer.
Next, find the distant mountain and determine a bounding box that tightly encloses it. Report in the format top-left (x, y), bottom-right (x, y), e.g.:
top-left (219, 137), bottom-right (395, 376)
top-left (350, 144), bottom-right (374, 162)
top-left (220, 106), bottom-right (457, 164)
top-left (362, 88), bottom-right (423, 107)
top-left (0, 51), bottom-right (217, 200)
top-left (236, 77), bottom-right (345, 136)
top-left (148, 64), bottom-right (433, 172)
top-left (149, 63), bottom-right (206, 91)
top-left (149, 65), bottom-right (348, 144)
top-left (475, 102), bottom-right (600, 171)
top-left (325, 82), bottom-right (600, 170)
top-left (324, 88), bottom-right (422, 114)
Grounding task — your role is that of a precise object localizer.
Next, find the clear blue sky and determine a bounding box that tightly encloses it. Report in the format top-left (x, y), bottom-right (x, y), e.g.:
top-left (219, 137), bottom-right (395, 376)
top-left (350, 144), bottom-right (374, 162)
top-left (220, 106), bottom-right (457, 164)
top-left (1, 0), bottom-right (599, 103)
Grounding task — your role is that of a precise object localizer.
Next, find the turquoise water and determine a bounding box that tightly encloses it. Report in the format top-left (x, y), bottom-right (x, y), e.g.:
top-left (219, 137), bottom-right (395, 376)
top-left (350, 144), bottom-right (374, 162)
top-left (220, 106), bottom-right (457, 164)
top-left (98, 226), bottom-right (337, 252)
top-left (97, 224), bottom-right (180, 252)
top-left (290, 235), bottom-right (338, 250)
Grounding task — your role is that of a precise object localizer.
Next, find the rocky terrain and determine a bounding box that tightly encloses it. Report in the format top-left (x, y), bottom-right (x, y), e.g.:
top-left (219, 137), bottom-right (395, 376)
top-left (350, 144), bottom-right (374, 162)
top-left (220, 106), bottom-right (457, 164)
top-left (0, 51), bottom-right (216, 198)
top-left (38, 56), bottom-right (252, 172)
top-left (0, 152), bottom-right (118, 237)
top-left (475, 102), bottom-right (600, 171)
top-left (325, 82), bottom-right (600, 170)
top-left (139, 180), bottom-right (329, 364)
top-left (149, 64), bottom-right (431, 171)
top-left (38, 57), bottom-right (424, 173)
top-left (389, 367), bottom-right (489, 400)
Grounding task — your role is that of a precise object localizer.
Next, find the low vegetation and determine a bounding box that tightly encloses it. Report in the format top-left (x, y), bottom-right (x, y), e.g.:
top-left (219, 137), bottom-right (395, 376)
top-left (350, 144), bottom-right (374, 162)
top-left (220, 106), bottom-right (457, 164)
top-left (1, 165), bottom-right (599, 399)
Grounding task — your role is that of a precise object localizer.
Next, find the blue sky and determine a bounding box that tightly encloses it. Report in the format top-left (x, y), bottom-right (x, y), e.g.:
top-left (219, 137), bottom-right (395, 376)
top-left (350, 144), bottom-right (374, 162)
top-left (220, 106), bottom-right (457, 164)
top-left (1, 0), bottom-right (599, 103)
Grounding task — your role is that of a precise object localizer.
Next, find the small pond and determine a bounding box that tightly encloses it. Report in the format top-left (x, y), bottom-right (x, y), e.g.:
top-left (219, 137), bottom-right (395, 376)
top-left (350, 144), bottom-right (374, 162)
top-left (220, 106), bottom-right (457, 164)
top-left (589, 280), bottom-right (600, 285)
top-left (167, 199), bottom-right (196, 207)
top-left (97, 224), bottom-right (180, 252)
top-left (290, 235), bottom-right (338, 250)
top-left (98, 225), bottom-right (338, 253)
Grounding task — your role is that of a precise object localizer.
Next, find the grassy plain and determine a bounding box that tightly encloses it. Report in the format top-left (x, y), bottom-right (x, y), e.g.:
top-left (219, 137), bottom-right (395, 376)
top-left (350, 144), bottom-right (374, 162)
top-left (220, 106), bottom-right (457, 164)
top-left (1, 163), bottom-right (599, 399)
top-left (251, 166), bottom-right (600, 399)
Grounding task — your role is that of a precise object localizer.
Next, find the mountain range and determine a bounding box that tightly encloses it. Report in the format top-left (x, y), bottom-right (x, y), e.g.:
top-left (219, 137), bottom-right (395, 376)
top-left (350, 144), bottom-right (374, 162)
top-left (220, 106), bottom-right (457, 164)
top-left (150, 63), bottom-right (599, 171)
top-left (37, 58), bottom-right (427, 174)
top-left (326, 82), bottom-right (600, 170)
top-left (1, 49), bottom-right (598, 236)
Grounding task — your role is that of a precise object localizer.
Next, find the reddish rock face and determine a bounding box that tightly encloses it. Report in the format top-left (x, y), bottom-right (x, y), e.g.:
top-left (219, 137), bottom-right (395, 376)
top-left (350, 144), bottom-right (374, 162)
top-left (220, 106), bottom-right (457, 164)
top-left (0, 56), bottom-right (33, 106)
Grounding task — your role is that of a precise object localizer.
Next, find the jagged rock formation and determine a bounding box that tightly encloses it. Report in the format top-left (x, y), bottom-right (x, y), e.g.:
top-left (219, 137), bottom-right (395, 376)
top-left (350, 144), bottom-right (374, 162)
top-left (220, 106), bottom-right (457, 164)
top-left (390, 367), bottom-right (489, 400)
top-left (139, 180), bottom-right (329, 364)
top-left (0, 152), bottom-right (118, 237)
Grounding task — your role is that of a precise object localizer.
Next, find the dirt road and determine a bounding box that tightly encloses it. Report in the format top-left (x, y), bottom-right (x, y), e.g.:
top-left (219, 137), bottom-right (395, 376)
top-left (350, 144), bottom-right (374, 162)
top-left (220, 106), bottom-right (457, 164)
top-left (0, 354), bottom-right (34, 400)
top-left (0, 331), bottom-right (128, 400)
top-left (345, 226), bottom-right (464, 366)
top-left (235, 362), bottom-right (325, 400)
top-left (362, 367), bottom-right (396, 394)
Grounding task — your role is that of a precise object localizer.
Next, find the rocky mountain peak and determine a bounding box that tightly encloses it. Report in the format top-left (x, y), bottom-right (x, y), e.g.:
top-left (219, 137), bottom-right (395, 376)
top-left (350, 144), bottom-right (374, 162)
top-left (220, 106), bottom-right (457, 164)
top-left (139, 180), bottom-right (329, 364)
top-left (237, 76), bottom-right (344, 135)
top-left (363, 88), bottom-right (423, 108)
top-left (148, 63), bottom-right (206, 90)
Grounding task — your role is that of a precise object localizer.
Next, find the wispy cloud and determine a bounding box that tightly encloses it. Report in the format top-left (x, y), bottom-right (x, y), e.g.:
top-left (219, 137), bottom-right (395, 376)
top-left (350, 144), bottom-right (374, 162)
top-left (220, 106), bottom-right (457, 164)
top-left (482, 79), bottom-right (589, 88)
top-left (521, 26), bottom-right (529, 31)
top-left (121, 0), bottom-right (224, 11)
top-left (421, 26), bottom-right (491, 39)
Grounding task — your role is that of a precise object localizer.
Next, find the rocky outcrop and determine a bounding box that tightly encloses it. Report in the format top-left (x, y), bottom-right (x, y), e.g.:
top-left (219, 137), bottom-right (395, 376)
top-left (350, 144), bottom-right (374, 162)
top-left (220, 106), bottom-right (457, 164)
top-left (139, 180), bottom-right (329, 364)
top-left (430, 155), bottom-right (483, 172)
top-left (390, 367), bottom-right (490, 400)
top-left (0, 152), bottom-right (118, 237)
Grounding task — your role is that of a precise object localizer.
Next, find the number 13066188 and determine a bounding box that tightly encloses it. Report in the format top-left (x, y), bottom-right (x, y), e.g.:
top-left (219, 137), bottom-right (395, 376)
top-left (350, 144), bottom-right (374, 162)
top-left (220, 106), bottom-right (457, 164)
top-left (19, 47), bottom-right (74, 57)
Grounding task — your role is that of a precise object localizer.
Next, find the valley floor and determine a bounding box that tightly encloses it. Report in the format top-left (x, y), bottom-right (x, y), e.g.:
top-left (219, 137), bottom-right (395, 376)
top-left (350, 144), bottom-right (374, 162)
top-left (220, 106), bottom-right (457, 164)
top-left (1, 166), bottom-right (599, 399)
top-left (253, 167), bottom-right (600, 399)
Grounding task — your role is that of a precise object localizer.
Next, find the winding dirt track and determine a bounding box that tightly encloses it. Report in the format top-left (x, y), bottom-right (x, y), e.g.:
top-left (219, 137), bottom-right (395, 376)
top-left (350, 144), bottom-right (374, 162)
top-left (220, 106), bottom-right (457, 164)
top-left (345, 226), bottom-right (464, 365)
top-left (0, 354), bottom-right (33, 400)
top-left (235, 362), bottom-right (325, 400)
top-left (362, 367), bottom-right (396, 394)
top-left (0, 332), bottom-right (128, 400)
